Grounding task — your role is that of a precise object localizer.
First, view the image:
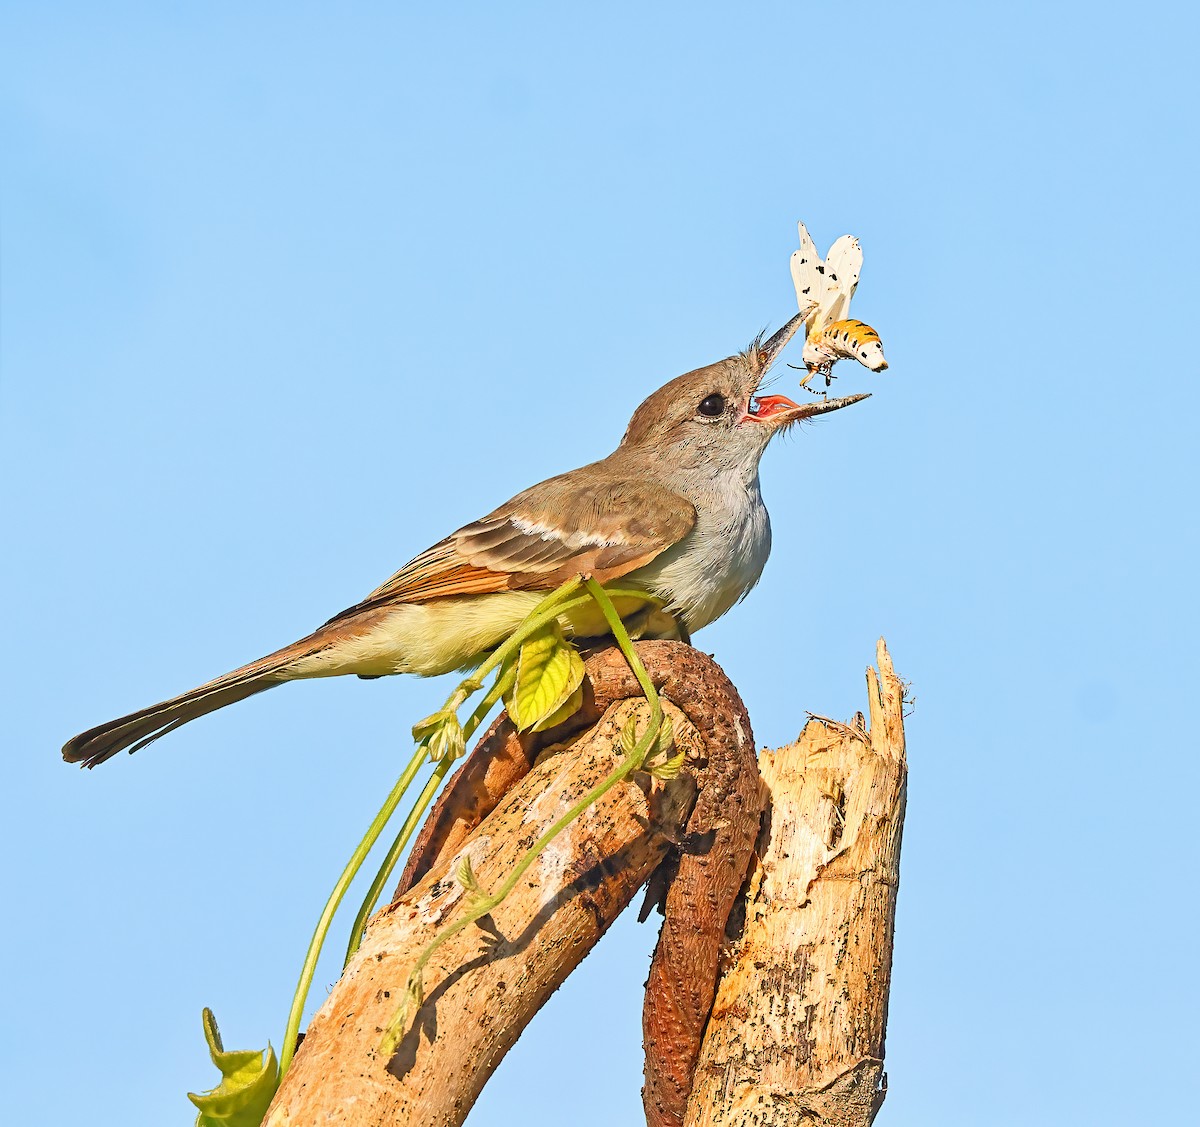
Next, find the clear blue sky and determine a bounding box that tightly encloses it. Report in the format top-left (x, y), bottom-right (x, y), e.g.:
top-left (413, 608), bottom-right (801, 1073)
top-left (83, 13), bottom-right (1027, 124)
top-left (3, 3), bottom-right (1197, 1124)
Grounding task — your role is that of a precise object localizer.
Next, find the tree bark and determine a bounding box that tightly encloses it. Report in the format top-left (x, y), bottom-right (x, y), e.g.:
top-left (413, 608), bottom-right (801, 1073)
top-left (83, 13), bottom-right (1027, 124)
top-left (264, 641), bottom-right (906, 1127)
top-left (265, 642), bottom-right (761, 1127)
top-left (683, 639), bottom-right (908, 1127)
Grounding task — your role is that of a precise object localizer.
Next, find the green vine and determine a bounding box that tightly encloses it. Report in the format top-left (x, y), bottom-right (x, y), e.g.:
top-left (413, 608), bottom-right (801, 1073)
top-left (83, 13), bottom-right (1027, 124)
top-left (377, 578), bottom-right (677, 1056)
top-left (197, 574), bottom-right (674, 1115)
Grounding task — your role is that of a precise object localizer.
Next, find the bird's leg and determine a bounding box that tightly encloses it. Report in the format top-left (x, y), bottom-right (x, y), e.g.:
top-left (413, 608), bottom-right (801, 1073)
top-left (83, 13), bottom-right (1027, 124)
top-left (613, 601), bottom-right (689, 644)
top-left (411, 575), bottom-right (668, 751)
top-left (584, 580), bottom-right (683, 777)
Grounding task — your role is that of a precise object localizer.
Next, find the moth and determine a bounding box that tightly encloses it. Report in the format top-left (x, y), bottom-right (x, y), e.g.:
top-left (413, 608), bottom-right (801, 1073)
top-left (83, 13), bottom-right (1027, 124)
top-left (790, 222), bottom-right (888, 388)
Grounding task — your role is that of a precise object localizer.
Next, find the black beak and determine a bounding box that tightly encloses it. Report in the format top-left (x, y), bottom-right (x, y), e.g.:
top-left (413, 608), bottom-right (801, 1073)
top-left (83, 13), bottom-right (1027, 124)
top-left (757, 311), bottom-right (808, 370)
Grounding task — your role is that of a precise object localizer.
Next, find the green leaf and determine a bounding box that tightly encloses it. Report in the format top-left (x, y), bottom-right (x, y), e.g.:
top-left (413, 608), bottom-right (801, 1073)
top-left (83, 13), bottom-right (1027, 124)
top-left (505, 625), bottom-right (586, 732)
top-left (646, 716), bottom-right (686, 778)
top-left (530, 683), bottom-right (584, 733)
top-left (654, 714), bottom-right (674, 758)
top-left (426, 713), bottom-right (466, 761)
top-left (455, 855), bottom-right (497, 914)
top-left (620, 715), bottom-right (639, 759)
top-left (621, 712), bottom-right (675, 763)
top-left (379, 972), bottom-right (424, 1058)
top-left (411, 711), bottom-right (442, 741)
top-left (647, 752), bottom-right (686, 780)
top-left (647, 747), bottom-right (686, 779)
top-left (188, 1009), bottom-right (279, 1127)
top-left (455, 855), bottom-right (481, 895)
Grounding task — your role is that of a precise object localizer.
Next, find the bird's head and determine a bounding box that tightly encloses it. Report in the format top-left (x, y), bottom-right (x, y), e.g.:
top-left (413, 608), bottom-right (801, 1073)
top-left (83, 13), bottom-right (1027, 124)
top-left (619, 312), bottom-right (869, 475)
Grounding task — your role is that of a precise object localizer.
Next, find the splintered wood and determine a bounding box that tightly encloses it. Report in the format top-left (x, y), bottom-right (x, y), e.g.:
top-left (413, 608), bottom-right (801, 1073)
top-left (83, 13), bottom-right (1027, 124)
top-left (684, 639), bottom-right (907, 1127)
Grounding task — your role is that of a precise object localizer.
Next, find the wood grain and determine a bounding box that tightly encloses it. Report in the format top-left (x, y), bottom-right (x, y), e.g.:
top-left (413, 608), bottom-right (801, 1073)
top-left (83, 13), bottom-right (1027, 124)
top-left (683, 639), bottom-right (907, 1127)
top-left (265, 642), bottom-right (761, 1127)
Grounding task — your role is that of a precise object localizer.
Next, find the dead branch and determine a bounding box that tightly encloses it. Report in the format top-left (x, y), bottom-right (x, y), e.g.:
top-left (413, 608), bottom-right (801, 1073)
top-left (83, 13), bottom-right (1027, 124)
top-left (265, 642), bottom-right (761, 1127)
top-left (683, 639), bottom-right (908, 1127)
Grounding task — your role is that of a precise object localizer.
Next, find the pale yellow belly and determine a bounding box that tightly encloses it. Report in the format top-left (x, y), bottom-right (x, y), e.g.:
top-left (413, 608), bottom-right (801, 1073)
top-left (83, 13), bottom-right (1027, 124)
top-left (287, 589), bottom-right (679, 680)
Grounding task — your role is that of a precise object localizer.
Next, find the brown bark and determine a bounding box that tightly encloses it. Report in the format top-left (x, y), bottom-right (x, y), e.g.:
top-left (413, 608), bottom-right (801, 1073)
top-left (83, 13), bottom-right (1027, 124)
top-left (396, 642), bottom-right (765, 1127)
top-left (265, 642), bottom-right (761, 1127)
top-left (683, 639), bottom-right (908, 1127)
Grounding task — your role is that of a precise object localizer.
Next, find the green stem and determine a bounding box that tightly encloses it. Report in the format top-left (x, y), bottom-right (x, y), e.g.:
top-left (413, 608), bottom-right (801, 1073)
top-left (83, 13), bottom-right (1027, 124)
top-left (279, 740), bottom-right (428, 1079)
top-left (378, 578), bottom-right (666, 1056)
top-left (462, 658), bottom-right (518, 742)
top-left (416, 578), bottom-right (663, 743)
top-left (453, 579), bottom-right (586, 695)
top-left (343, 757), bottom-right (454, 964)
top-left (345, 582), bottom-right (662, 969)
top-left (379, 720), bottom-right (658, 1057)
top-left (583, 578), bottom-right (662, 729)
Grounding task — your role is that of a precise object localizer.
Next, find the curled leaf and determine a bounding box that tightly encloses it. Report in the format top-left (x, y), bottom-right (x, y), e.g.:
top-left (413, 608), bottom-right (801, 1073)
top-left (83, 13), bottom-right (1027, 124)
top-left (411, 710), bottom-right (444, 742)
top-left (455, 855), bottom-right (481, 895)
top-left (654, 714), bottom-right (674, 758)
top-left (645, 715), bottom-right (685, 778)
top-left (188, 1008), bottom-right (279, 1127)
top-left (620, 715), bottom-right (639, 759)
top-left (426, 713), bottom-right (466, 761)
top-left (379, 972), bottom-right (424, 1058)
top-left (621, 712), bottom-right (674, 767)
top-left (647, 748), bottom-right (686, 780)
top-left (455, 856), bottom-right (493, 913)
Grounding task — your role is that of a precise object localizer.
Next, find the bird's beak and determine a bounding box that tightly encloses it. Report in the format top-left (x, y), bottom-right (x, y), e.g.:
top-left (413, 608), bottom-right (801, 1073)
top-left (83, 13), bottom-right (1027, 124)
top-left (756, 311), bottom-right (809, 371)
top-left (743, 311), bottom-right (868, 427)
top-left (743, 391), bottom-right (871, 426)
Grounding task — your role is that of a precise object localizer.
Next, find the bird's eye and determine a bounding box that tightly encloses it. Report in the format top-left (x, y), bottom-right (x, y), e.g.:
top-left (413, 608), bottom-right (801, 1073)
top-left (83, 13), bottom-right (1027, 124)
top-left (697, 393), bottom-right (726, 417)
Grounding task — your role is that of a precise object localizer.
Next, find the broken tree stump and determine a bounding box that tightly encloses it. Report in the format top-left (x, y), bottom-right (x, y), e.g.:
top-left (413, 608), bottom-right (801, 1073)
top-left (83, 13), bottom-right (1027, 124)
top-left (683, 639), bottom-right (908, 1127)
top-left (263, 640), bottom-right (906, 1127)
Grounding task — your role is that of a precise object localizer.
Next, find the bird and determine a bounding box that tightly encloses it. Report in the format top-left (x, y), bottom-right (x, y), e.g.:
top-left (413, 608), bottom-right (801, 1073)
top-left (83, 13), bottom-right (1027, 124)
top-left (63, 312), bottom-right (868, 769)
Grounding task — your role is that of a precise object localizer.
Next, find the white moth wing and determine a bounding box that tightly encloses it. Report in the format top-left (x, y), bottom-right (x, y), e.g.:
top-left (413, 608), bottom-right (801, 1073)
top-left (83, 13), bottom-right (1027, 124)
top-left (818, 235), bottom-right (863, 327)
top-left (791, 222), bottom-right (824, 331)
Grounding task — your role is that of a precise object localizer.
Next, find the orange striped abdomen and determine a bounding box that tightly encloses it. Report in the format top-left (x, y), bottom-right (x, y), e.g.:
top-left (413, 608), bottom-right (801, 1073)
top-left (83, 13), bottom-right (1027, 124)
top-left (804, 318), bottom-right (888, 374)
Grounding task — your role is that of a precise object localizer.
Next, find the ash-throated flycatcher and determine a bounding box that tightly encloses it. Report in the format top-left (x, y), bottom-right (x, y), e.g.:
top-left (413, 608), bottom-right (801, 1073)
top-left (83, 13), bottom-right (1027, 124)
top-left (64, 313), bottom-right (867, 768)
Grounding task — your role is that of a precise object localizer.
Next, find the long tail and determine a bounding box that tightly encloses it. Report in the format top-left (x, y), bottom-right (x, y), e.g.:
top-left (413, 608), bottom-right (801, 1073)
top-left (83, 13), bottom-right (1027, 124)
top-left (62, 611), bottom-right (389, 769)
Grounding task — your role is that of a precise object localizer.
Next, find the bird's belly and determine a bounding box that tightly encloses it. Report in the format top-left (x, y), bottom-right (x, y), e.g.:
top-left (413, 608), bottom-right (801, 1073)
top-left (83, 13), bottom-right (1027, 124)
top-left (286, 588), bottom-right (670, 681)
top-left (290, 592), bottom-right (547, 679)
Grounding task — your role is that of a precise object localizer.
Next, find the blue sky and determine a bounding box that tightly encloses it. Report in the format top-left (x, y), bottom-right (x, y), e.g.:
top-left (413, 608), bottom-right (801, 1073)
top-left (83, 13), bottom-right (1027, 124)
top-left (3, 3), bottom-right (1197, 1124)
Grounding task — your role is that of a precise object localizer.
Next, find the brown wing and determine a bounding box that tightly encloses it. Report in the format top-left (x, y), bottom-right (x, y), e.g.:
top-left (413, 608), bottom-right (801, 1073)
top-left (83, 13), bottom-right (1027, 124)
top-left (326, 469), bottom-right (695, 624)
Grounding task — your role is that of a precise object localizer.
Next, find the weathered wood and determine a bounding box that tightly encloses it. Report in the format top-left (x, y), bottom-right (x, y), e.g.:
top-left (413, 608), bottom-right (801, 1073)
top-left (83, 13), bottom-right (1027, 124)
top-left (395, 642), bottom-right (765, 1127)
top-left (265, 642), bottom-right (761, 1127)
top-left (683, 639), bottom-right (907, 1127)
